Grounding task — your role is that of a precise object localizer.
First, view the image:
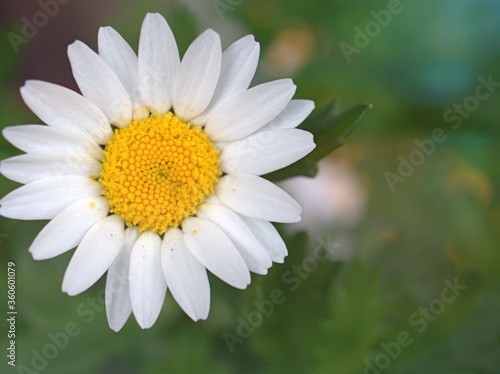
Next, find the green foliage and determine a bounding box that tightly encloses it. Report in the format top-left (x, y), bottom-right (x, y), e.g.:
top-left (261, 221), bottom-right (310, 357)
top-left (247, 234), bottom-right (388, 374)
top-left (266, 99), bottom-right (372, 181)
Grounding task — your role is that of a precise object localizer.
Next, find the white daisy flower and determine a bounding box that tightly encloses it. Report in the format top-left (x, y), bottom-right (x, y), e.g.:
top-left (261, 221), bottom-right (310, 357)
top-left (0, 13), bottom-right (315, 331)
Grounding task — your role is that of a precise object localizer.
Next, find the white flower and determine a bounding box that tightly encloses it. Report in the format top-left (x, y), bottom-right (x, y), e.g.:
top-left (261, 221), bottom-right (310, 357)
top-left (279, 157), bottom-right (367, 261)
top-left (0, 13), bottom-right (315, 331)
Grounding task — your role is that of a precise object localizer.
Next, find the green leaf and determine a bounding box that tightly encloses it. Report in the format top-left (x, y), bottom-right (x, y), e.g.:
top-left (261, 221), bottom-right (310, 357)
top-left (265, 99), bottom-right (372, 182)
top-left (314, 258), bottom-right (389, 374)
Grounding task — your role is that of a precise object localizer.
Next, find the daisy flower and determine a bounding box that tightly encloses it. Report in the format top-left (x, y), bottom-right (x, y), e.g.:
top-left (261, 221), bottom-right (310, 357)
top-left (0, 13), bottom-right (315, 331)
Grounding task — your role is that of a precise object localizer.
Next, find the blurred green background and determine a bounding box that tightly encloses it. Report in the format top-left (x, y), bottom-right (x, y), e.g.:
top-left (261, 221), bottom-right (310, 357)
top-left (1, 0), bottom-right (499, 373)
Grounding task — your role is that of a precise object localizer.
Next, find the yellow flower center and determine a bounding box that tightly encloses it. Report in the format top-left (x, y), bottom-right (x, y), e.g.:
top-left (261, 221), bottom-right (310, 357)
top-left (99, 112), bottom-right (221, 234)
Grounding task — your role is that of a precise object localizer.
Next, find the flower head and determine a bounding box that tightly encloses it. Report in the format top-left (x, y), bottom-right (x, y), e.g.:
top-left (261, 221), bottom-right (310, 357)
top-left (0, 13), bottom-right (315, 331)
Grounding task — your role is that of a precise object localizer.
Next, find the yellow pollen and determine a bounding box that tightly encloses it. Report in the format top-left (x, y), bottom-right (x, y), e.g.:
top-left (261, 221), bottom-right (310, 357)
top-left (99, 112), bottom-right (221, 234)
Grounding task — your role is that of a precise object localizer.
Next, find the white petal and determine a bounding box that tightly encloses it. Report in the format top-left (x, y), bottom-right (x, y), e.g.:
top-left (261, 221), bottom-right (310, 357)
top-left (182, 217), bottom-right (250, 289)
top-left (129, 231), bottom-right (166, 329)
top-left (62, 215), bottom-right (125, 296)
top-left (161, 228), bottom-right (210, 321)
top-left (1, 152), bottom-right (102, 184)
top-left (138, 13), bottom-right (179, 115)
top-left (192, 35), bottom-right (259, 125)
top-left (260, 99), bottom-right (315, 131)
top-left (29, 197), bottom-right (109, 260)
top-left (204, 79), bottom-right (296, 142)
top-left (98, 26), bottom-right (148, 120)
top-left (20, 81), bottom-right (112, 144)
top-left (0, 176), bottom-right (103, 220)
top-left (216, 173), bottom-right (302, 223)
top-left (219, 129), bottom-right (315, 175)
top-left (68, 41), bottom-right (132, 128)
top-left (197, 203), bottom-right (272, 275)
top-left (2, 125), bottom-right (103, 160)
top-left (172, 29), bottom-right (222, 122)
top-left (238, 215), bottom-right (288, 263)
top-left (106, 227), bottom-right (140, 332)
